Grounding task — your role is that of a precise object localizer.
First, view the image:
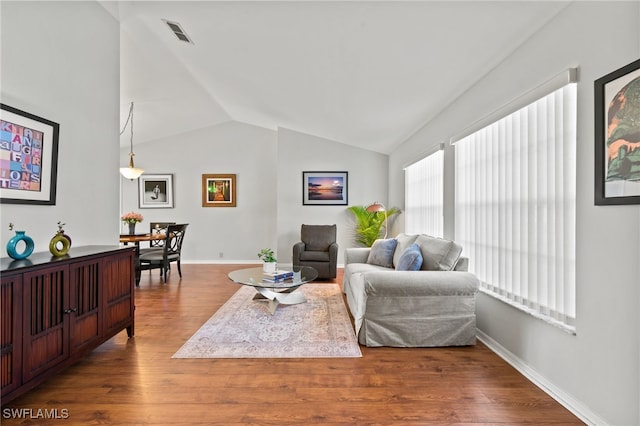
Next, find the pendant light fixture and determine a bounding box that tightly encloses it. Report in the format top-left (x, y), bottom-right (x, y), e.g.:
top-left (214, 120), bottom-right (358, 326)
top-left (119, 101), bottom-right (144, 180)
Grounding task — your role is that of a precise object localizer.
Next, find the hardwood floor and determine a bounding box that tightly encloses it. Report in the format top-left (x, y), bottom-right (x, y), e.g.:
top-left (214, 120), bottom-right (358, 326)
top-left (2, 264), bottom-right (583, 425)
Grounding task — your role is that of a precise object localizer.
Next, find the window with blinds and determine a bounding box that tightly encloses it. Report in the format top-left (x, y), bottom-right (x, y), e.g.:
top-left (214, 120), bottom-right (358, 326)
top-left (454, 80), bottom-right (577, 332)
top-left (405, 148), bottom-right (444, 237)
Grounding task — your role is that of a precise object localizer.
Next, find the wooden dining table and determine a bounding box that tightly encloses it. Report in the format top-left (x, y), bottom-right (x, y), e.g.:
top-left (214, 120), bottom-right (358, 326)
top-left (119, 233), bottom-right (166, 286)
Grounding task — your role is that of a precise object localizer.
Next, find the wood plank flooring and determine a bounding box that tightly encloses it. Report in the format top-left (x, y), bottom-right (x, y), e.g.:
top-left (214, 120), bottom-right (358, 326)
top-left (2, 264), bottom-right (584, 425)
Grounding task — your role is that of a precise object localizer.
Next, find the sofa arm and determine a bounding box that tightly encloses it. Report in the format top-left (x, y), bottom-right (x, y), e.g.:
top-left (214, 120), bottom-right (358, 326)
top-left (329, 242), bottom-right (339, 268)
top-left (454, 257), bottom-right (469, 272)
top-left (292, 241), bottom-right (305, 264)
top-left (361, 270), bottom-right (479, 297)
top-left (345, 247), bottom-right (370, 265)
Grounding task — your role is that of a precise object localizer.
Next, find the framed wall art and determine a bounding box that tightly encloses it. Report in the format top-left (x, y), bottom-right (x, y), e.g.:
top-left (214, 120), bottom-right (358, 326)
top-left (139, 173), bottom-right (174, 208)
top-left (202, 174), bottom-right (236, 207)
top-left (594, 58), bottom-right (640, 205)
top-left (0, 104), bottom-right (60, 205)
top-left (302, 171), bottom-right (348, 205)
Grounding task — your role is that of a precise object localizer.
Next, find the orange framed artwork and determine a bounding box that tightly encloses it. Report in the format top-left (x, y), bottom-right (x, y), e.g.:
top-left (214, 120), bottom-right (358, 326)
top-left (202, 174), bottom-right (236, 207)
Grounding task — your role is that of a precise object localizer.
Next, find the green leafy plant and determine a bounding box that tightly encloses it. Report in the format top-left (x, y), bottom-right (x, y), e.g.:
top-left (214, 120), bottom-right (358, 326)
top-left (257, 248), bottom-right (277, 263)
top-left (347, 205), bottom-right (401, 247)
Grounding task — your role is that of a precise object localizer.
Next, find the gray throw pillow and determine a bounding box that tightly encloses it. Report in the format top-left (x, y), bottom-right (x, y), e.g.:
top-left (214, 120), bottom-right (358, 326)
top-left (366, 238), bottom-right (398, 268)
top-left (395, 243), bottom-right (423, 271)
top-left (415, 234), bottom-right (462, 271)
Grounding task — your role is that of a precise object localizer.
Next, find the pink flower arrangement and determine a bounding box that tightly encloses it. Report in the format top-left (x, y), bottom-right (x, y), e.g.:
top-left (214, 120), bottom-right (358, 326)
top-left (121, 211), bottom-right (144, 224)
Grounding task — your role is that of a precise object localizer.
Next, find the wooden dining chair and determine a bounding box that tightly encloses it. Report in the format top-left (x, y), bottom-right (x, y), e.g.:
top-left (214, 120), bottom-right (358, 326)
top-left (139, 222), bottom-right (176, 256)
top-left (139, 223), bottom-right (188, 283)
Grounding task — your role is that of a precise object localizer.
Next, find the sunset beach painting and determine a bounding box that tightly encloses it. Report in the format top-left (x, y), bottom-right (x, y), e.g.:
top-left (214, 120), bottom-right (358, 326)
top-left (303, 171), bottom-right (348, 205)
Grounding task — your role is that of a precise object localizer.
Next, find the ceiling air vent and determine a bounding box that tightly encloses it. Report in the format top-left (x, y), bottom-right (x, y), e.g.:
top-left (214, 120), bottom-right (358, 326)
top-left (162, 19), bottom-right (193, 44)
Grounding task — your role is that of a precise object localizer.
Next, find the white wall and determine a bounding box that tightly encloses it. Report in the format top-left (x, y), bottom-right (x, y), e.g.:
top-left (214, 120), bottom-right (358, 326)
top-left (121, 124), bottom-right (389, 265)
top-left (276, 127), bottom-right (389, 266)
top-left (0, 1), bottom-right (119, 250)
top-left (120, 121), bottom-right (278, 262)
top-left (390, 2), bottom-right (640, 425)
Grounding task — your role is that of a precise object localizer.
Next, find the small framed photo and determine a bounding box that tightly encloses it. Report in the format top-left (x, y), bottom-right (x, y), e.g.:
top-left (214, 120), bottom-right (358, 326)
top-left (202, 174), bottom-right (236, 207)
top-left (0, 104), bottom-right (60, 205)
top-left (302, 171), bottom-right (348, 205)
top-left (139, 173), bottom-right (174, 208)
top-left (594, 58), bottom-right (640, 205)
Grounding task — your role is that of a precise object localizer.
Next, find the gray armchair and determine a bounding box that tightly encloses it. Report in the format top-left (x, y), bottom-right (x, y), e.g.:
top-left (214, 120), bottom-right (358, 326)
top-left (292, 224), bottom-right (338, 280)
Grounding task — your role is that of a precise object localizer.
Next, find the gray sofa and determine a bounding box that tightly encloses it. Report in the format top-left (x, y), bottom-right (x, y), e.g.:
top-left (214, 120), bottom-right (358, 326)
top-left (343, 233), bottom-right (479, 347)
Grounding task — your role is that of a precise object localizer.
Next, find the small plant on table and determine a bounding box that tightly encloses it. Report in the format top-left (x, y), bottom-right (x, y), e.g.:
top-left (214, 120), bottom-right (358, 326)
top-left (258, 248), bottom-right (277, 273)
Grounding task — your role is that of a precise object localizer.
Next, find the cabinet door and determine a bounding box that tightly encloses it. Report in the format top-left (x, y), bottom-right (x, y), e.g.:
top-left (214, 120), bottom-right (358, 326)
top-left (1, 273), bottom-right (23, 397)
top-left (69, 258), bottom-right (102, 352)
top-left (22, 266), bottom-right (69, 382)
top-left (102, 250), bottom-right (135, 337)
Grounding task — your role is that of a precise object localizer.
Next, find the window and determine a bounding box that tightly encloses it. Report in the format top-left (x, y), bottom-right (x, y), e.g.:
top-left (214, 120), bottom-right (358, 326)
top-left (454, 75), bottom-right (577, 332)
top-left (405, 148), bottom-right (444, 237)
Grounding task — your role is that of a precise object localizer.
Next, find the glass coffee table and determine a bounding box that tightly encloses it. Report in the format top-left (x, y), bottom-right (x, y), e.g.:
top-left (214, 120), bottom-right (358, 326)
top-left (228, 266), bottom-right (318, 314)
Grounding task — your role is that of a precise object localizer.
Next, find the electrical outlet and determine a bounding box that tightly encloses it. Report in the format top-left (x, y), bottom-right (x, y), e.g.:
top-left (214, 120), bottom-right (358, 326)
top-left (219, 252), bottom-right (223, 258)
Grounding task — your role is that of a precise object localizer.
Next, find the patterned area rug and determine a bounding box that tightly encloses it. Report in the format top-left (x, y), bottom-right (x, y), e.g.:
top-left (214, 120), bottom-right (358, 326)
top-left (172, 283), bottom-right (362, 358)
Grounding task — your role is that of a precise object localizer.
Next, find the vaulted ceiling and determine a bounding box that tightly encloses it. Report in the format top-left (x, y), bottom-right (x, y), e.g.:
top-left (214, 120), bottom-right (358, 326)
top-left (102, 1), bottom-right (570, 154)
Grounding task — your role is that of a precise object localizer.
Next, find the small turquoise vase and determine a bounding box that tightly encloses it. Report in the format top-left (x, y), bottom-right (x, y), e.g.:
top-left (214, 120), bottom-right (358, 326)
top-left (6, 230), bottom-right (35, 260)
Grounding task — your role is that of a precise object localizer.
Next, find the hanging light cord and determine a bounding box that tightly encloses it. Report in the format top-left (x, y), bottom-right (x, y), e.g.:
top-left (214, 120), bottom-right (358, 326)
top-left (118, 101), bottom-right (143, 179)
top-left (120, 102), bottom-right (135, 156)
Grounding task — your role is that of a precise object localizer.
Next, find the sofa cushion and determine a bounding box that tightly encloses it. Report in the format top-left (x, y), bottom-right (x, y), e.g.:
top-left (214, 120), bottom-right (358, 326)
top-left (395, 243), bottom-right (423, 271)
top-left (392, 233), bottom-right (419, 267)
top-left (300, 251), bottom-right (330, 262)
top-left (367, 238), bottom-right (397, 268)
top-left (415, 234), bottom-right (463, 271)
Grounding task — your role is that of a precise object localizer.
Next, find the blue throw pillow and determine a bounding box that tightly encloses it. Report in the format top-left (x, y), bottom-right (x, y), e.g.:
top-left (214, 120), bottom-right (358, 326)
top-left (395, 243), bottom-right (423, 271)
top-left (366, 238), bottom-right (398, 268)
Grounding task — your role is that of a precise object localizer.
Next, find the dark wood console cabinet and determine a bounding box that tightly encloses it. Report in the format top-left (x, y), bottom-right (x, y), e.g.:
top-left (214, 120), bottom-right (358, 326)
top-left (1, 246), bottom-right (135, 405)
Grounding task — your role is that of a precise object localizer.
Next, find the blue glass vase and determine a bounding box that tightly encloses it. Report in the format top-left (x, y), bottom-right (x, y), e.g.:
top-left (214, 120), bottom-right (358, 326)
top-left (6, 230), bottom-right (35, 260)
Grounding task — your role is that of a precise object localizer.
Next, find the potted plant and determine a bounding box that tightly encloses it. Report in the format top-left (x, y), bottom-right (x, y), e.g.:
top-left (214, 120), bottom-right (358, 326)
top-left (347, 205), bottom-right (401, 247)
top-left (258, 248), bottom-right (277, 273)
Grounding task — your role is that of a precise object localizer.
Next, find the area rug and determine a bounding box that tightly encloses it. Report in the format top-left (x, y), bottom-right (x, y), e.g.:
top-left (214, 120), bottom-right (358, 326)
top-left (172, 283), bottom-right (362, 358)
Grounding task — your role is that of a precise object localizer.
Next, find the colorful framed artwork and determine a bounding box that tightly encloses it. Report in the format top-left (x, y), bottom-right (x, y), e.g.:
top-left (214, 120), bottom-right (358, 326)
top-left (302, 171), bottom-right (348, 205)
top-left (202, 174), bottom-right (236, 207)
top-left (0, 104), bottom-right (59, 205)
top-left (594, 58), bottom-right (640, 205)
top-left (139, 173), bottom-right (174, 208)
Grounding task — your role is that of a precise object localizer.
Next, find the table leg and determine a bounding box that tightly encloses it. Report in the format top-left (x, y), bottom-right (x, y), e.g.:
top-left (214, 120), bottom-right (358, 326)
top-left (135, 258), bottom-right (141, 286)
top-left (133, 241), bottom-right (141, 286)
top-left (253, 287), bottom-right (306, 314)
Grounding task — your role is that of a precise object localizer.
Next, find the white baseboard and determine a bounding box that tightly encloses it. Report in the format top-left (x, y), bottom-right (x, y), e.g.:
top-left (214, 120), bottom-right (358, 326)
top-left (477, 329), bottom-right (608, 426)
top-left (182, 260), bottom-right (258, 265)
top-left (182, 260), bottom-right (347, 268)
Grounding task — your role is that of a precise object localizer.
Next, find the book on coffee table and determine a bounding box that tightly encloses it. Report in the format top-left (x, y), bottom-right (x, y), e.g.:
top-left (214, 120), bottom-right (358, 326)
top-left (263, 270), bottom-right (294, 282)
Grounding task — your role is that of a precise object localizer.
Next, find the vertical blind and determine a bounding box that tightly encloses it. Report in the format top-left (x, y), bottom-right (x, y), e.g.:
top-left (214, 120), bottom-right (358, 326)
top-left (405, 148), bottom-right (444, 237)
top-left (454, 83), bottom-right (577, 331)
